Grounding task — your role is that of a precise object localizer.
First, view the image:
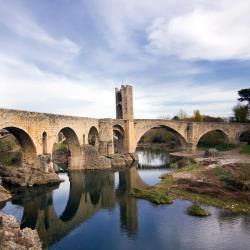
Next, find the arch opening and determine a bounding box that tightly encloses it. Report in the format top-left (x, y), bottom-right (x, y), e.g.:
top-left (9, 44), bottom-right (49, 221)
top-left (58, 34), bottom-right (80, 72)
top-left (137, 126), bottom-right (187, 151)
top-left (239, 130), bottom-right (250, 145)
top-left (52, 127), bottom-right (83, 171)
top-left (88, 126), bottom-right (99, 149)
top-left (135, 126), bottom-right (187, 169)
top-left (113, 125), bottom-right (125, 154)
top-left (197, 129), bottom-right (233, 151)
top-left (0, 127), bottom-right (37, 167)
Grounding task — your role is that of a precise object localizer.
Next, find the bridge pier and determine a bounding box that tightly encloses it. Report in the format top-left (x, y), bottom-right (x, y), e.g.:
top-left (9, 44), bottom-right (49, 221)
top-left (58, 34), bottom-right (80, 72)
top-left (124, 120), bottom-right (136, 154)
top-left (38, 154), bottom-right (53, 172)
top-left (98, 119), bottom-right (114, 156)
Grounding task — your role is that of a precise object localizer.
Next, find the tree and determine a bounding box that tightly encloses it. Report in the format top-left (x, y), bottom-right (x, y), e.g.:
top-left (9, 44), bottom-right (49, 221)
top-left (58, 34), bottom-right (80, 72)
top-left (177, 109), bottom-right (188, 120)
top-left (233, 104), bottom-right (248, 123)
top-left (194, 110), bottom-right (203, 122)
top-left (238, 88), bottom-right (250, 103)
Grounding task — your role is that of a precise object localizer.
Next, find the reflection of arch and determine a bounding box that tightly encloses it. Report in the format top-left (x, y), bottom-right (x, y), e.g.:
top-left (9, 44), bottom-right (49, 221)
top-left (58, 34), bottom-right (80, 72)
top-left (136, 125), bottom-right (187, 150)
top-left (2, 127), bottom-right (37, 165)
top-left (42, 131), bottom-right (47, 154)
top-left (88, 126), bottom-right (99, 149)
top-left (113, 125), bottom-right (125, 153)
top-left (60, 172), bottom-right (84, 222)
top-left (53, 127), bottom-right (83, 170)
top-left (197, 129), bottom-right (230, 147)
top-left (116, 104), bottom-right (123, 119)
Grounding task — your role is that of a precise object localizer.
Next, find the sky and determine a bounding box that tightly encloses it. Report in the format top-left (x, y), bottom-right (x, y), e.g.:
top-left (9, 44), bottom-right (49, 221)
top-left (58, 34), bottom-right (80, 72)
top-left (0, 0), bottom-right (250, 119)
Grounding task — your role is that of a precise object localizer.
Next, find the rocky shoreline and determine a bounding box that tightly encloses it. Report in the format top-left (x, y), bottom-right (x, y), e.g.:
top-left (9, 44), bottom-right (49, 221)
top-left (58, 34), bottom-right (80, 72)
top-left (0, 213), bottom-right (42, 250)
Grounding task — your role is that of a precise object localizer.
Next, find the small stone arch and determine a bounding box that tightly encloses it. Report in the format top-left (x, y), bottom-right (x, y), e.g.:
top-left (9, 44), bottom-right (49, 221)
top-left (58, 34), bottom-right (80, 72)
top-left (196, 129), bottom-right (230, 148)
top-left (1, 126), bottom-right (37, 166)
top-left (88, 126), bottom-right (99, 149)
top-left (53, 127), bottom-right (83, 170)
top-left (113, 125), bottom-right (125, 153)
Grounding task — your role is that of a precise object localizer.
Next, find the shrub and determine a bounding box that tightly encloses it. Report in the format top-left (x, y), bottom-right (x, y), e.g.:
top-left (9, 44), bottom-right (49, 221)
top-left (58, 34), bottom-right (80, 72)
top-left (187, 204), bottom-right (210, 217)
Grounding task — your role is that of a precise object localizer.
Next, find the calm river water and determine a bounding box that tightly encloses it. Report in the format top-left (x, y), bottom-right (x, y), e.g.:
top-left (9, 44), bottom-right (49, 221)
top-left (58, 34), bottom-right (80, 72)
top-left (1, 149), bottom-right (250, 250)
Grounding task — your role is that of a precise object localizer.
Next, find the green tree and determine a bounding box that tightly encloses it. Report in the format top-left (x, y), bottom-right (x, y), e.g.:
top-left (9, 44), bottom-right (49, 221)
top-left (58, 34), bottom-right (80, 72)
top-left (194, 110), bottom-right (203, 122)
top-left (233, 104), bottom-right (248, 123)
top-left (238, 88), bottom-right (250, 103)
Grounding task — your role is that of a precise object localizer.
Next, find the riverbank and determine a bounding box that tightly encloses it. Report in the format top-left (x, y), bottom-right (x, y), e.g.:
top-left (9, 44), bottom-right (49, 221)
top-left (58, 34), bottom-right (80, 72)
top-left (132, 149), bottom-right (250, 214)
top-left (0, 212), bottom-right (42, 250)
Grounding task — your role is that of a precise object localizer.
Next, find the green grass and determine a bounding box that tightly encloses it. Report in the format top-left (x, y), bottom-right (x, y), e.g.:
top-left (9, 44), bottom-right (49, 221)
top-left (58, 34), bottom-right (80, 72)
top-left (172, 189), bottom-right (249, 214)
top-left (240, 144), bottom-right (250, 155)
top-left (213, 166), bottom-right (248, 191)
top-left (187, 204), bottom-right (210, 217)
top-left (131, 188), bottom-right (173, 205)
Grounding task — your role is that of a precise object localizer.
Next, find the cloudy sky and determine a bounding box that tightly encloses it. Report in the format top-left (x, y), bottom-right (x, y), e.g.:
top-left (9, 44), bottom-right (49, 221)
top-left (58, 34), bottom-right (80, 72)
top-left (0, 0), bottom-right (250, 118)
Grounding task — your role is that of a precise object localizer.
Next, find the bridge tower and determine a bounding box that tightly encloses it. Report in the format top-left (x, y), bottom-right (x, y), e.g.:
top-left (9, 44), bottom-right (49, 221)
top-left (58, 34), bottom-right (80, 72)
top-left (115, 85), bottom-right (134, 120)
top-left (115, 85), bottom-right (136, 153)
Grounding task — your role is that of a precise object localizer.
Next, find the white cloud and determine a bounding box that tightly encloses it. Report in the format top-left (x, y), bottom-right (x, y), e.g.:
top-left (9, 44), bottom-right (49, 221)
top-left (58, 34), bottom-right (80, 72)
top-left (147, 0), bottom-right (250, 60)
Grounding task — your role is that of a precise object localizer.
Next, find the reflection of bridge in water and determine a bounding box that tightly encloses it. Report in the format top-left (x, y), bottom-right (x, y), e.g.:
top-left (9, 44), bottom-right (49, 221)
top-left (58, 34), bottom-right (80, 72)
top-left (13, 166), bottom-right (147, 247)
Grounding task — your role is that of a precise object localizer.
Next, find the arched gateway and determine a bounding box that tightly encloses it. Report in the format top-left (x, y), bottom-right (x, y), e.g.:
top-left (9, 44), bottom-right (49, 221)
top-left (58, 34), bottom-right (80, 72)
top-left (0, 85), bottom-right (249, 171)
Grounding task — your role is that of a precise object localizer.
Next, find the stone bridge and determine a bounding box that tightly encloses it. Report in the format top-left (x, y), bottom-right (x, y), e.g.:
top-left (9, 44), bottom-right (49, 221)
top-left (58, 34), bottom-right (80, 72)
top-left (1, 85), bottom-right (250, 170)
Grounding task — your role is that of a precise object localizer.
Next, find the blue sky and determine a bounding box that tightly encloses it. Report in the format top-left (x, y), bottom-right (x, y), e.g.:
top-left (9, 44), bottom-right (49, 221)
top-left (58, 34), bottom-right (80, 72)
top-left (0, 0), bottom-right (250, 118)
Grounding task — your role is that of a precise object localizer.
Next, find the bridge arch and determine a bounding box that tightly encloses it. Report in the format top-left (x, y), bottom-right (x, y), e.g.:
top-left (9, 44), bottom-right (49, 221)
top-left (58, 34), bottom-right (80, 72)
top-left (113, 125), bottom-right (125, 153)
top-left (239, 129), bottom-right (250, 144)
top-left (53, 127), bottom-right (83, 170)
top-left (1, 126), bottom-right (37, 166)
top-left (196, 129), bottom-right (230, 148)
top-left (88, 126), bottom-right (99, 149)
top-left (135, 125), bottom-right (188, 151)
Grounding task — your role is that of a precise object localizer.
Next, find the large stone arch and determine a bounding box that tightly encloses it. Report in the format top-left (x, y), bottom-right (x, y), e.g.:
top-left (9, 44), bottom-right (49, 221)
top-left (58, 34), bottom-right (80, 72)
top-left (53, 127), bottom-right (83, 170)
top-left (1, 126), bottom-right (37, 166)
top-left (195, 128), bottom-right (231, 148)
top-left (134, 123), bottom-right (188, 152)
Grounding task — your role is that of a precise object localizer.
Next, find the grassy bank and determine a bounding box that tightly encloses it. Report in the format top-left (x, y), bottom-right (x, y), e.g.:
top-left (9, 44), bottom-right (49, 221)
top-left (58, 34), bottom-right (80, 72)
top-left (131, 161), bottom-right (250, 214)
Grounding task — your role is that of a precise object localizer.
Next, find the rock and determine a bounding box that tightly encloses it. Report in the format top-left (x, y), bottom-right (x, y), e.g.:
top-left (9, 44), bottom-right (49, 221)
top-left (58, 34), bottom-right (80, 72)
top-left (0, 185), bottom-right (11, 203)
top-left (109, 153), bottom-right (139, 168)
top-left (82, 145), bottom-right (111, 169)
top-left (0, 165), bottom-right (62, 187)
top-left (204, 148), bottom-right (218, 158)
top-left (0, 212), bottom-right (42, 250)
top-left (110, 155), bottom-right (126, 167)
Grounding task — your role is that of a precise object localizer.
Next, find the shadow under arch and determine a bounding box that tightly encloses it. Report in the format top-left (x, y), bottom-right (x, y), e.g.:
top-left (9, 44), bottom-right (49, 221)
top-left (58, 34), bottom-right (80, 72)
top-left (53, 127), bottom-right (83, 170)
top-left (2, 126), bottom-right (37, 166)
top-left (197, 129), bottom-right (230, 148)
top-left (113, 125), bottom-right (125, 153)
top-left (239, 130), bottom-right (250, 144)
top-left (136, 125), bottom-right (188, 151)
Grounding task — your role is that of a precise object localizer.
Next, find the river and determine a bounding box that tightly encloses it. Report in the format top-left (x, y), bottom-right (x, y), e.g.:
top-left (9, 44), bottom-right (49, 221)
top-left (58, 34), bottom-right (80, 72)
top-left (1, 148), bottom-right (250, 250)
